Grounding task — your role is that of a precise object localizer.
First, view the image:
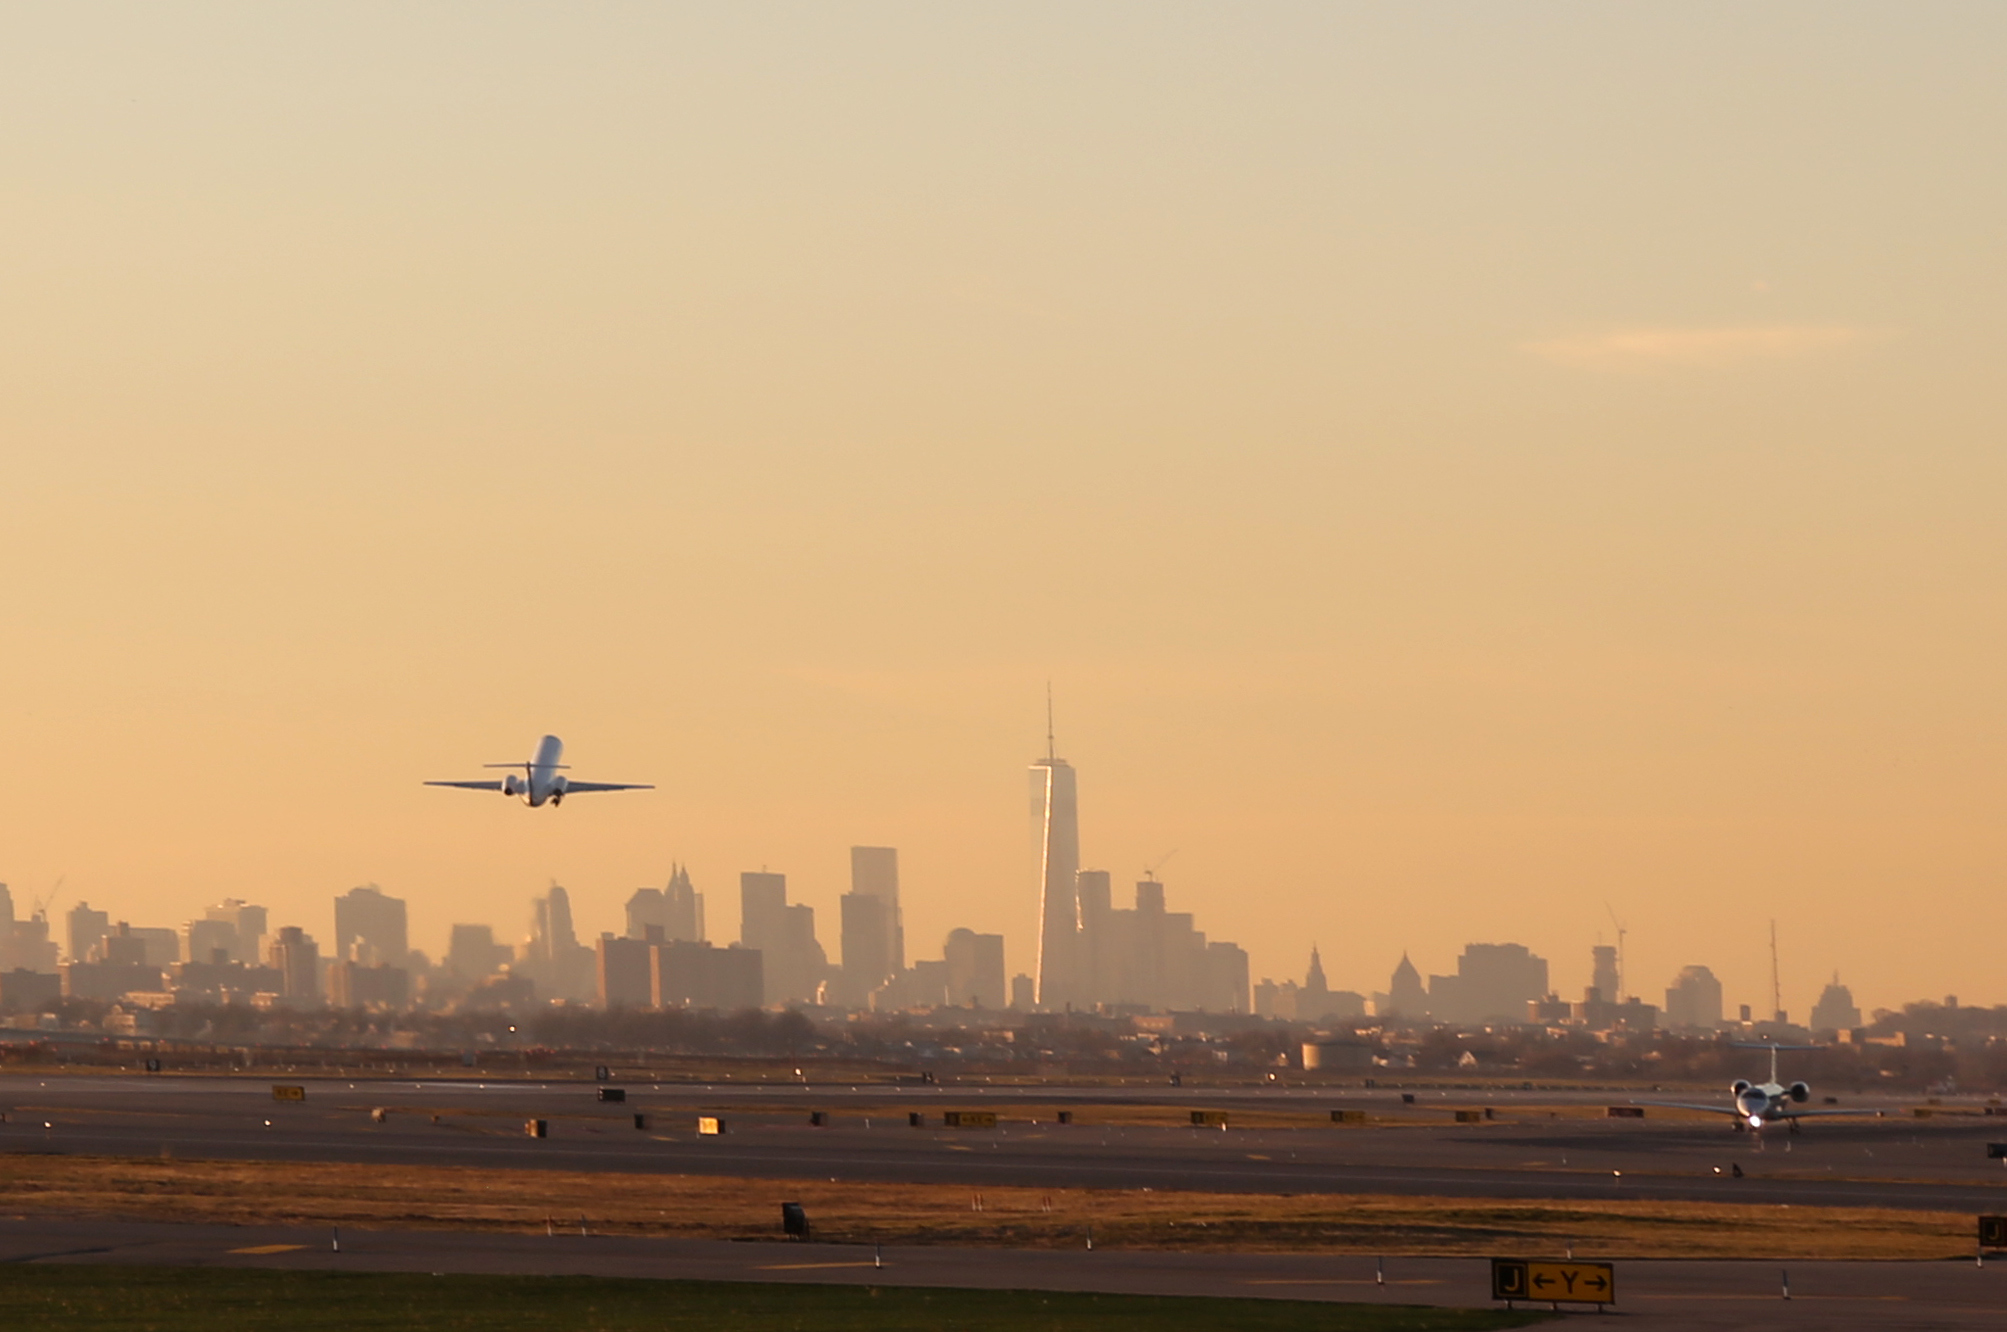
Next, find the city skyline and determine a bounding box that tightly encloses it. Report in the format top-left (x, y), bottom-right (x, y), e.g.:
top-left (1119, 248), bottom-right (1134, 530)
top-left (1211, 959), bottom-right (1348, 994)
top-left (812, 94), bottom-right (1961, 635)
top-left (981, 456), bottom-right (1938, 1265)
top-left (0, 726), bottom-right (1925, 1022)
top-left (22, 862), bottom-right (1895, 1030)
top-left (4, 7), bottom-right (2002, 1015)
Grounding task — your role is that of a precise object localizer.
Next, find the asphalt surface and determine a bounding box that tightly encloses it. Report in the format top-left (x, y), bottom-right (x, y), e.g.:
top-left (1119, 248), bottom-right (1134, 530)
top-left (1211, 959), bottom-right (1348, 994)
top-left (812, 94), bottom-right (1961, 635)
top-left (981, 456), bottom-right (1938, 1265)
top-left (1, 1214), bottom-right (2003, 1330)
top-left (5, 1074), bottom-right (2006, 1212)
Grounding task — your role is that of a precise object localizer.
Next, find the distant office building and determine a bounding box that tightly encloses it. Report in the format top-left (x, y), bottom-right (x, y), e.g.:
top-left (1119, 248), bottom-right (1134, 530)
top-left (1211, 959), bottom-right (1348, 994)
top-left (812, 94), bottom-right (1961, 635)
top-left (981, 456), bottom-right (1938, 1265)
top-left (460, 970), bottom-right (536, 1010)
top-left (128, 927), bottom-right (179, 968)
top-left (327, 961), bottom-right (409, 1010)
top-left (0, 886), bottom-right (57, 973)
top-left (61, 959), bottom-right (163, 1002)
top-left (626, 866), bottom-right (704, 943)
top-left (533, 886), bottom-right (578, 955)
top-left (943, 928), bottom-right (1006, 1009)
top-left (206, 899), bottom-right (267, 963)
top-left (1568, 990), bottom-right (1658, 1032)
top-left (91, 922), bottom-right (175, 968)
top-left (833, 846), bottom-right (904, 1008)
top-left (650, 940), bottom-right (763, 1011)
top-left (1428, 943), bottom-right (1548, 1025)
top-left (523, 885), bottom-right (595, 1002)
top-left (182, 918), bottom-right (240, 966)
top-left (1009, 972), bottom-right (1034, 1010)
top-left (1201, 941), bottom-right (1250, 1013)
top-left (1056, 872), bottom-right (1251, 1013)
top-left (335, 884), bottom-right (408, 968)
top-left (1286, 947), bottom-right (1363, 1022)
top-left (0, 904), bottom-right (56, 976)
top-left (1021, 731), bottom-right (1246, 1014)
top-left (625, 889), bottom-right (667, 940)
top-left (738, 872), bottom-right (826, 1005)
top-left (1380, 952), bottom-right (1430, 1020)
top-left (445, 924), bottom-right (512, 979)
top-left (1591, 945), bottom-right (1620, 1003)
top-left (1075, 869), bottom-right (1112, 1006)
top-left (169, 957), bottom-right (284, 1004)
top-left (597, 935), bottom-right (652, 1008)
top-left (837, 892), bottom-right (894, 1008)
top-left (849, 847), bottom-right (904, 971)
top-left (267, 926), bottom-right (322, 1004)
top-left (97, 924), bottom-right (148, 966)
top-left (1809, 974), bottom-right (1862, 1032)
top-left (665, 865), bottom-right (704, 940)
top-left (0, 969), bottom-right (61, 1013)
top-left (1663, 965), bottom-right (1725, 1029)
top-left (66, 902), bottom-right (109, 965)
top-left (1298, 947), bottom-right (1332, 1015)
top-left (872, 958), bottom-right (950, 1011)
top-left (1030, 739), bottom-right (1081, 1010)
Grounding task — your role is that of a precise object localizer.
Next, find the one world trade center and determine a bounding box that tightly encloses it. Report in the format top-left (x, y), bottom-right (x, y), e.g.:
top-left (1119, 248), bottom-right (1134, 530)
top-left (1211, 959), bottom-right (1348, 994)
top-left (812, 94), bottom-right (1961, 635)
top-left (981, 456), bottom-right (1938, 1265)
top-left (1030, 717), bottom-right (1080, 1010)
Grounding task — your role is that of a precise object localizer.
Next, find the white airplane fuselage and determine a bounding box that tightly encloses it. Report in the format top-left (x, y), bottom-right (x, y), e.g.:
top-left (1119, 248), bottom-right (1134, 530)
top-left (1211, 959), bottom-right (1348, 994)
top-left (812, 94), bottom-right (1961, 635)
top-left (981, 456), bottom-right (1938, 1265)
top-left (508, 734), bottom-right (570, 807)
top-left (425, 735), bottom-right (651, 806)
top-left (1730, 1075), bottom-right (1809, 1130)
top-left (1632, 1043), bottom-right (1869, 1130)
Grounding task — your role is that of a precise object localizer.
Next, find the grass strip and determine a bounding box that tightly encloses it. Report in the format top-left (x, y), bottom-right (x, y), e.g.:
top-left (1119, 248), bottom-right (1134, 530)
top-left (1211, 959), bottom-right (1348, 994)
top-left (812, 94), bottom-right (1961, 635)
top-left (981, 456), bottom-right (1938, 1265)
top-left (0, 1266), bottom-right (1547, 1331)
top-left (0, 1154), bottom-right (1971, 1259)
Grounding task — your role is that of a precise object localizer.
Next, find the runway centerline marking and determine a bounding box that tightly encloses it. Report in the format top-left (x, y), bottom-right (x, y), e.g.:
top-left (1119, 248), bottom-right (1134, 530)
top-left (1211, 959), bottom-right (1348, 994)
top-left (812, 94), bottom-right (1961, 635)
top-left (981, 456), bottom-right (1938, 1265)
top-left (1242, 1279), bottom-right (1442, 1287)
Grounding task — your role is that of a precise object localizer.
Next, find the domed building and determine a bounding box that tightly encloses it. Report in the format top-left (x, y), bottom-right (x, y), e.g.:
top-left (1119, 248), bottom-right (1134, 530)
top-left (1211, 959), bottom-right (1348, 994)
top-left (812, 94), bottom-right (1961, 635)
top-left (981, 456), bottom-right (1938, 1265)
top-left (1810, 974), bottom-right (1862, 1032)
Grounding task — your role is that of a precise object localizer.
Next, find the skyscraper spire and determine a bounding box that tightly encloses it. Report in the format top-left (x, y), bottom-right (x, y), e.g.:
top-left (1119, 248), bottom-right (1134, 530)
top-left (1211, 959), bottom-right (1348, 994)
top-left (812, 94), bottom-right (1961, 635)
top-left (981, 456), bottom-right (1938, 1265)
top-left (1030, 693), bottom-right (1079, 1011)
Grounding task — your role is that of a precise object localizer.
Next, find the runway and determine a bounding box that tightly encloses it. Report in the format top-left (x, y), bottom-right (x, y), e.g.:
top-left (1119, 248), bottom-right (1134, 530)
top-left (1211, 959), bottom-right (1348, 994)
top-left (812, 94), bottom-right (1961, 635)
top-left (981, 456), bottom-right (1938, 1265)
top-left (4, 1073), bottom-right (2005, 1213)
top-left (0, 1214), bottom-right (2001, 1330)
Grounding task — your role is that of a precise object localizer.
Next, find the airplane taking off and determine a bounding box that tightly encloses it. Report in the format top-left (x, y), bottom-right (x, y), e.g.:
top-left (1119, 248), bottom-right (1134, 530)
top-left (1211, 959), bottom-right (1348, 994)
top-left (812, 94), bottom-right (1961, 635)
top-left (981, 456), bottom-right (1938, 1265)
top-left (425, 735), bottom-right (652, 807)
top-left (1633, 1042), bottom-right (1880, 1132)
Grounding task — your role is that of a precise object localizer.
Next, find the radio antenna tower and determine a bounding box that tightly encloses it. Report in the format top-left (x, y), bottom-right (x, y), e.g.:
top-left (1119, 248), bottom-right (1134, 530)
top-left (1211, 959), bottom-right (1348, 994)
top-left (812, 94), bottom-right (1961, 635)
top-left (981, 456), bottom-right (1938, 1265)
top-left (1769, 919), bottom-right (1783, 1023)
top-left (1045, 681), bottom-right (1056, 761)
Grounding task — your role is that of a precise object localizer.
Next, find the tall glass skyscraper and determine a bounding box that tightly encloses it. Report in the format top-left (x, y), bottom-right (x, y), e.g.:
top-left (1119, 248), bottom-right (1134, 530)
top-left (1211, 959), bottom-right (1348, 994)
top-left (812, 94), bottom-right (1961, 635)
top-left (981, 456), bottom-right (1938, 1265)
top-left (1030, 742), bottom-right (1080, 1010)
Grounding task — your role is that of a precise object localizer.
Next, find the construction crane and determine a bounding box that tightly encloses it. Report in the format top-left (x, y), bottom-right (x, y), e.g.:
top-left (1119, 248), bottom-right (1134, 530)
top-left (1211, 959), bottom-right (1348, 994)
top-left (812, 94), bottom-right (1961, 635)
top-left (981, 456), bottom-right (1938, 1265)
top-left (1141, 850), bottom-right (1178, 883)
top-left (1603, 902), bottom-right (1628, 1004)
top-left (30, 876), bottom-right (63, 923)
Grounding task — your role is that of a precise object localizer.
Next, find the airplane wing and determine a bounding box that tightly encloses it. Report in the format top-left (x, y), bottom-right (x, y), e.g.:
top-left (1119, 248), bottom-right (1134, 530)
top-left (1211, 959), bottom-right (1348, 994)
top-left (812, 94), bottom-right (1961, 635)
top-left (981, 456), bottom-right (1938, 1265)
top-left (1776, 1107), bottom-right (1884, 1119)
top-left (1630, 1100), bottom-right (1741, 1116)
top-left (559, 781), bottom-right (654, 793)
top-left (424, 780), bottom-right (503, 791)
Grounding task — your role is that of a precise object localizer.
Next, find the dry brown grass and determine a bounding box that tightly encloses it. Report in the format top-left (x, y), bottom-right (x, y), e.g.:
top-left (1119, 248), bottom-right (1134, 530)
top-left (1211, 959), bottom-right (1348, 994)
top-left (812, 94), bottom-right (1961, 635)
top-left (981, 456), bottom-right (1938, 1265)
top-left (0, 1154), bottom-right (1970, 1259)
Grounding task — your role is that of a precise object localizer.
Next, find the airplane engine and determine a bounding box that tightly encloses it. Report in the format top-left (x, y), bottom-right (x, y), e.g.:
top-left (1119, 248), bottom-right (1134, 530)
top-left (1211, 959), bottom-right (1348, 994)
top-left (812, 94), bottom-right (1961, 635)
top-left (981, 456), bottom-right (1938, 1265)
top-left (501, 773), bottom-right (524, 797)
top-left (549, 776), bottom-right (568, 805)
top-left (1731, 1079), bottom-right (1752, 1097)
top-left (1789, 1081), bottom-right (1810, 1103)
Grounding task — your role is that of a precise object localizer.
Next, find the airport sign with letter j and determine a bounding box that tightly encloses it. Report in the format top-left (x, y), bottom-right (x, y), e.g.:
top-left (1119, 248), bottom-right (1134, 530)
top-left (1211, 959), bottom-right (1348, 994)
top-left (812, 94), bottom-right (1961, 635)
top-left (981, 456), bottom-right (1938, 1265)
top-left (1492, 1258), bottom-right (1614, 1305)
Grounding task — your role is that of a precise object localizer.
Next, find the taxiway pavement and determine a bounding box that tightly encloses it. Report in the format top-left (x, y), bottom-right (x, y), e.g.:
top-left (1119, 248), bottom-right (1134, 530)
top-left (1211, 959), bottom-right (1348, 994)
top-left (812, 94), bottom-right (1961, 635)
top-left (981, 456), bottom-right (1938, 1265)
top-left (3, 1074), bottom-right (2004, 1213)
top-left (0, 1214), bottom-right (2000, 1330)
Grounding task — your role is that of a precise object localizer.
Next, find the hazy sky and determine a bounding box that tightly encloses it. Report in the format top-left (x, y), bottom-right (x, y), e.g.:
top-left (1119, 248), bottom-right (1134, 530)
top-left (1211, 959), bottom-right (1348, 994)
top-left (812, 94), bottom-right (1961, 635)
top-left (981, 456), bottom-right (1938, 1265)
top-left (3, 4), bottom-right (2002, 1017)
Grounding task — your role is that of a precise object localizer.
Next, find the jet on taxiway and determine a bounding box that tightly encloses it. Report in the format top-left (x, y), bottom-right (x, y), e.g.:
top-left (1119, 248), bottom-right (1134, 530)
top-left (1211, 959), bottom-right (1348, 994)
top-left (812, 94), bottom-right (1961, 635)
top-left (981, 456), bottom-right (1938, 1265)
top-left (426, 734), bottom-right (652, 807)
top-left (1632, 1042), bottom-right (1881, 1132)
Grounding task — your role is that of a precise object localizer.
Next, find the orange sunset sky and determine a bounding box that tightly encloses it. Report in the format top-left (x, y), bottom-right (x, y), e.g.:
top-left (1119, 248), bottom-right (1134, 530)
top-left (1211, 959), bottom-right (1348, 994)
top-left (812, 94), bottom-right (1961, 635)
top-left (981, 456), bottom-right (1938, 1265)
top-left (3, 5), bottom-right (2003, 1016)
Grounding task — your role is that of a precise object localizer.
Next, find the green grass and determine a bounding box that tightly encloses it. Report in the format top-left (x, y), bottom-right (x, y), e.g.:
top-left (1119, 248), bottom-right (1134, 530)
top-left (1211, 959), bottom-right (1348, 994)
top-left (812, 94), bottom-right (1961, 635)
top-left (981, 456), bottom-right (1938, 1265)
top-left (0, 1266), bottom-right (1550, 1331)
